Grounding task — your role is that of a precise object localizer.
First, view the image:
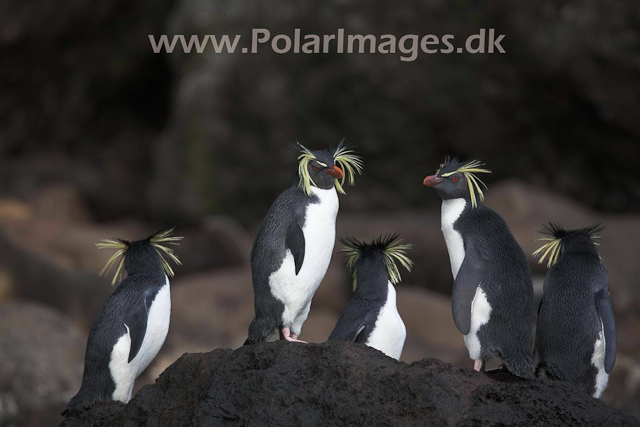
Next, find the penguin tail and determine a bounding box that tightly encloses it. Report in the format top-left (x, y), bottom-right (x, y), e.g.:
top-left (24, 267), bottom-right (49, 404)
top-left (244, 317), bottom-right (277, 345)
top-left (535, 362), bottom-right (566, 380)
top-left (502, 352), bottom-right (536, 380)
top-left (61, 393), bottom-right (87, 417)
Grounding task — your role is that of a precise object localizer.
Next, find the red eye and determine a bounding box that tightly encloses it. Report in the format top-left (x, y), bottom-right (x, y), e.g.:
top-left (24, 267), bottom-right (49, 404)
top-left (452, 176), bottom-right (459, 183)
top-left (311, 166), bottom-right (318, 171)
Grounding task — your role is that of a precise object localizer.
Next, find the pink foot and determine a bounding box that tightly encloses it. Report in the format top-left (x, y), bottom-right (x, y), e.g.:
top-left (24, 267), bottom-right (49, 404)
top-left (474, 360), bottom-right (485, 372)
top-left (281, 327), bottom-right (307, 344)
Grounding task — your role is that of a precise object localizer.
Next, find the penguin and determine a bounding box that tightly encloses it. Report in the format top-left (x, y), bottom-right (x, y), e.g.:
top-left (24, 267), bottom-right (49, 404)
top-left (245, 141), bottom-right (363, 344)
top-left (533, 223), bottom-right (616, 398)
top-left (423, 157), bottom-right (535, 379)
top-left (328, 234), bottom-right (412, 360)
top-left (62, 229), bottom-right (182, 415)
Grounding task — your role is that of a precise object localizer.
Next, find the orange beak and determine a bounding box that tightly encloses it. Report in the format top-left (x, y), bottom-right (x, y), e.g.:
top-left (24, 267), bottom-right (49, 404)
top-left (327, 165), bottom-right (343, 179)
top-left (423, 175), bottom-right (443, 187)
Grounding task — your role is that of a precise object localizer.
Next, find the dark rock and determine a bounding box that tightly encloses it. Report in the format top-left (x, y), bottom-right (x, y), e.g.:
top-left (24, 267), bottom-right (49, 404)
top-left (0, 300), bottom-right (85, 427)
top-left (0, 231), bottom-right (114, 329)
top-left (60, 342), bottom-right (639, 426)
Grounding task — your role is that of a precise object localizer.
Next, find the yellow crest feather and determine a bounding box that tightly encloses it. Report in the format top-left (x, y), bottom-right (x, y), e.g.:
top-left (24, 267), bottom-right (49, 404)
top-left (532, 223), bottom-right (604, 268)
top-left (96, 228), bottom-right (183, 286)
top-left (340, 234), bottom-right (413, 291)
top-left (332, 142), bottom-right (364, 195)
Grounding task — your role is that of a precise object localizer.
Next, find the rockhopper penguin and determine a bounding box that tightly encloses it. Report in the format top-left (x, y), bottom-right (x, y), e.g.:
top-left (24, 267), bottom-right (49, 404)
top-left (245, 141), bottom-right (363, 344)
top-left (63, 229), bottom-right (182, 415)
top-left (423, 157), bottom-right (535, 379)
top-left (328, 234), bottom-right (412, 360)
top-left (533, 223), bottom-right (616, 398)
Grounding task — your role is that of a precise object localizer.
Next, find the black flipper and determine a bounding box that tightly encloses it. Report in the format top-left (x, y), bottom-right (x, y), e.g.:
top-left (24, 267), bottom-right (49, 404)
top-left (451, 250), bottom-right (484, 335)
top-left (328, 312), bottom-right (374, 343)
top-left (124, 290), bottom-right (152, 363)
top-left (595, 289), bottom-right (616, 373)
top-left (285, 221), bottom-right (305, 275)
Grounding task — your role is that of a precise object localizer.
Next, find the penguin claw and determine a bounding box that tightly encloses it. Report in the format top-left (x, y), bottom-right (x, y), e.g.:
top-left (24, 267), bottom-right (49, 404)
top-left (284, 336), bottom-right (308, 344)
top-left (281, 327), bottom-right (307, 343)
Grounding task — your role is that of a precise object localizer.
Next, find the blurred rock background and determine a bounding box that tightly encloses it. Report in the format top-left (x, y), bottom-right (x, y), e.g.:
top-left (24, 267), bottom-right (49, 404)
top-left (1, 0), bottom-right (639, 425)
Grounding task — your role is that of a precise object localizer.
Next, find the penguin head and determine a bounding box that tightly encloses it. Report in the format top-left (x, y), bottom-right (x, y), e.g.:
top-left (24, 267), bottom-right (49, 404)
top-left (533, 222), bottom-right (604, 268)
top-left (96, 228), bottom-right (183, 285)
top-left (340, 234), bottom-right (413, 292)
top-left (293, 140), bottom-right (364, 196)
top-left (423, 157), bottom-right (491, 208)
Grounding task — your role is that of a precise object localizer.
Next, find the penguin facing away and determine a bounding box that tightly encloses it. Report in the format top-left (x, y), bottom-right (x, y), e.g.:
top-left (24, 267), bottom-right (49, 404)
top-left (245, 141), bottom-right (363, 344)
top-left (63, 229), bottom-right (182, 416)
top-left (533, 223), bottom-right (616, 398)
top-left (423, 157), bottom-right (535, 379)
top-left (328, 234), bottom-right (412, 360)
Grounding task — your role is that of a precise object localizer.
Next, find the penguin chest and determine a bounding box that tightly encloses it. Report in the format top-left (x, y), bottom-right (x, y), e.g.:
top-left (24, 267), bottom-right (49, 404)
top-left (269, 187), bottom-right (339, 326)
top-left (366, 283), bottom-right (406, 360)
top-left (109, 280), bottom-right (171, 403)
top-left (591, 320), bottom-right (608, 398)
top-left (441, 198), bottom-right (466, 279)
top-left (463, 286), bottom-right (492, 360)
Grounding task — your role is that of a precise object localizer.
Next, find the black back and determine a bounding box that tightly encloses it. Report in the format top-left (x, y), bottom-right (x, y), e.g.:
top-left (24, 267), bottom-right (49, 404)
top-left (329, 252), bottom-right (390, 343)
top-left (63, 243), bottom-right (167, 415)
top-left (536, 229), bottom-right (615, 395)
top-left (245, 184), bottom-right (316, 343)
top-left (454, 202), bottom-right (535, 373)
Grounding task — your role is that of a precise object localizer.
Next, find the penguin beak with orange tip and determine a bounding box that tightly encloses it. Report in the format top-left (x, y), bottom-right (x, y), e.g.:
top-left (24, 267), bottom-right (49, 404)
top-left (423, 175), bottom-right (443, 187)
top-left (327, 165), bottom-right (344, 179)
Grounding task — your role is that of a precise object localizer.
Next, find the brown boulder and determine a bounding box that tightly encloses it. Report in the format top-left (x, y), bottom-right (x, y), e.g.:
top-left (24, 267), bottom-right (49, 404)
top-left (0, 300), bottom-right (85, 427)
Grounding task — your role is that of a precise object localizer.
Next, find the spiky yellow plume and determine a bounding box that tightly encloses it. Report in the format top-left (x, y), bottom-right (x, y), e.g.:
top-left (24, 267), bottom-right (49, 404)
top-left (340, 234), bottom-right (413, 291)
top-left (96, 238), bottom-right (129, 286)
top-left (332, 142), bottom-right (364, 195)
top-left (533, 223), bottom-right (603, 268)
top-left (96, 228), bottom-right (183, 286)
top-left (149, 228), bottom-right (184, 278)
top-left (440, 160), bottom-right (491, 208)
top-left (293, 140), bottom-right (364, 196)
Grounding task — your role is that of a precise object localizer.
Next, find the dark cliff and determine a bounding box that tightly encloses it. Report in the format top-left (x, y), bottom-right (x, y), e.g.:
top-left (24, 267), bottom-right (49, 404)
top-left (60, 341), bottom-right (639, 426)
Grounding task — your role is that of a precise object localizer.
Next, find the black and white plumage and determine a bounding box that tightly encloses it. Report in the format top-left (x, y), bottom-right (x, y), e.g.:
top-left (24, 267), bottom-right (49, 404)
top-left (63, 229), bottom-right (182, 416)
top-left (245, 141), bottom-right (363, 344)
top-left (328, 235), bottom-right (412, 360)
top-left (533, 223), bottom-right (616, 398)
top-left (424, 157), bottom-right (535, 379)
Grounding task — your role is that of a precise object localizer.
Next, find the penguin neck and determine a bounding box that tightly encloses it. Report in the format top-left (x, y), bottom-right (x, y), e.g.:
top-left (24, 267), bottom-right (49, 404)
top-left (560, 239), bottom-right (601, 262)
top-left (440, 198), bottom-right (470, 279)
top-left (441, 198), bottom-right (472, 227)
top-left (353, 262), bottom-right (390, 301)
top-left (309, 184), bottom-right (338, 197)
top-left (126, 270), bottom-right (167, 283)
top-left (353, 279), bottom-right (389, 301)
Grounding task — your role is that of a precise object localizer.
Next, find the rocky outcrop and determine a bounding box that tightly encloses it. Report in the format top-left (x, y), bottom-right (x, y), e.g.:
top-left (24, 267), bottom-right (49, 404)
top-left (60, 342), bottom-right (639, 426)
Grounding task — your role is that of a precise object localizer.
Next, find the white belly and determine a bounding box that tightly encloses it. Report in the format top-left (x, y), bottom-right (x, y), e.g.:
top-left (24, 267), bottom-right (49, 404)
top-left (463, 286), bottom-right (492, 360)
top-left (110, 278), bottom-right (171, 402)
top-left (592, 320), bottom-right (608, 398)
top-left (366, 282), bottom-right (407, 360)
top-left (269, 186), bottom-right (339, 334)
top-left (441, 198), bottom-right (466, 279)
